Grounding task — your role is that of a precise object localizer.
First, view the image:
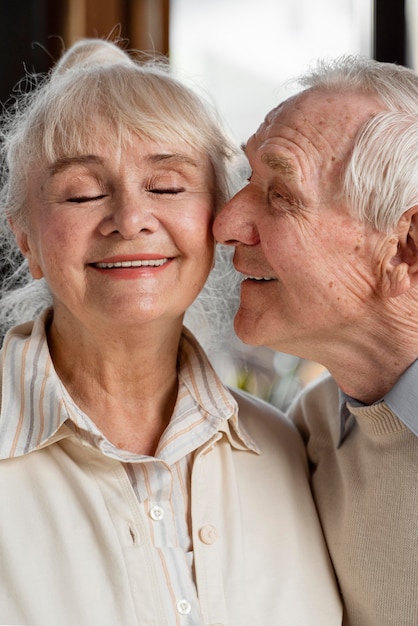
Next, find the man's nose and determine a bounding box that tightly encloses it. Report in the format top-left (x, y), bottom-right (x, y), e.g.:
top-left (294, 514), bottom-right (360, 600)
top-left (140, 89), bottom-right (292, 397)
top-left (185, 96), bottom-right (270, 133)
top-left (213, 187), bottom-right (259, 246)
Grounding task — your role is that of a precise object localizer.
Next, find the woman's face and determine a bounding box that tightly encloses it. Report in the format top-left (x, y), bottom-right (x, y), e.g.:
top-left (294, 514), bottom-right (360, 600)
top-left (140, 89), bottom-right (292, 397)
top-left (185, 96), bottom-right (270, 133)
top-left (14, 130), bottom-right (216, 335)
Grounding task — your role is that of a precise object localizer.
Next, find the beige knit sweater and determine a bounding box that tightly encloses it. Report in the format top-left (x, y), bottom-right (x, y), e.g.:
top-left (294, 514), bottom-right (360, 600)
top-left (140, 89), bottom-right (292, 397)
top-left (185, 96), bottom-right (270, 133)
top-left (290, 374), bottom-right (418, 626)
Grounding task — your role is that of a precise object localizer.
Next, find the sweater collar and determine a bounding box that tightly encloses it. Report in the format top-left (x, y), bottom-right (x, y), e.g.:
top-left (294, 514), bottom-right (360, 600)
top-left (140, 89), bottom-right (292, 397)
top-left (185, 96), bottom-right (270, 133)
top-left (338, 358), bottom-right (418, 446)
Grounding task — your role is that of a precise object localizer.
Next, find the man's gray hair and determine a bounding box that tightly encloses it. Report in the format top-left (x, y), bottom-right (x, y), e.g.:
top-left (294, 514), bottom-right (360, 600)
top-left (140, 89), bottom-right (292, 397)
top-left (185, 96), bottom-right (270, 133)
top-left (300, 55), bottom-right (418, 232)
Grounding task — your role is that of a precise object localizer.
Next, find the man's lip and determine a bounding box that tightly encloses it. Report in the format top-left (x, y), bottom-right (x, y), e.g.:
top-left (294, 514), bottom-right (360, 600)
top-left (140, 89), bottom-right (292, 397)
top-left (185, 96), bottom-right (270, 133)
top-left (234, 264), bottom-right (276, 281)
top-left (241, 274), bottom-right (276, 281)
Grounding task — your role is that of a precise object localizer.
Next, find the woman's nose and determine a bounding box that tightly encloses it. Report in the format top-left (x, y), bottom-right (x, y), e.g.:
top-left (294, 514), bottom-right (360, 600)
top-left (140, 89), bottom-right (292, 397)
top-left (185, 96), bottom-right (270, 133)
top-left (213, 187), bottom-right (259, 246)
top-left (99, 192), bottom-right (160, 239)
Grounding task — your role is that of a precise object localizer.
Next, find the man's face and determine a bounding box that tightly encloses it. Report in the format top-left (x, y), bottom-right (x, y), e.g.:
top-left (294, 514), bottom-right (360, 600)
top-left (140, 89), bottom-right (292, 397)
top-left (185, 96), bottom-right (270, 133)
top-left (213, 89), bottom-right (391, 360)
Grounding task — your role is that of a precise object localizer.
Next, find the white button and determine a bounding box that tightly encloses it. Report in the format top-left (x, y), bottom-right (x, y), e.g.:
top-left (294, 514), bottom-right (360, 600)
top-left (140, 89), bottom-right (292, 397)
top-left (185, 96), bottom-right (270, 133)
top-left (149, 505), bottom-right (164, 521)
top-left (176, 599), bottom-right (191, 615)
top-left (199, 525), bottom-right (218, 545)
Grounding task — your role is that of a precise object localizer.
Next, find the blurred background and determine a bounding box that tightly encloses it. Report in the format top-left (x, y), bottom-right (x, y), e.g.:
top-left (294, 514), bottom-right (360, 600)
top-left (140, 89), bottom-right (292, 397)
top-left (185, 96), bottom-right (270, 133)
top-left (0, 0), bottom-right (415, 408)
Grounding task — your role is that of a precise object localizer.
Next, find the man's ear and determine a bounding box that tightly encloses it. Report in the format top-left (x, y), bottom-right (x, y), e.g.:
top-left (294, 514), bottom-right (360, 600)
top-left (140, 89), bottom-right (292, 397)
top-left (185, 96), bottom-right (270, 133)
top-left (9, 219), bottom-right (44, 280)
top-left (384, 206), bottom-right (418, 297)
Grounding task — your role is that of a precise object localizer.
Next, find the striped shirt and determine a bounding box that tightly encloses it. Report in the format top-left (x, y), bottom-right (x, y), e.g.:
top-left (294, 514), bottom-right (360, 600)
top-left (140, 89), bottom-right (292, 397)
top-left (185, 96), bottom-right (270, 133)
top-left (0, 308), bottom-right (257, 625)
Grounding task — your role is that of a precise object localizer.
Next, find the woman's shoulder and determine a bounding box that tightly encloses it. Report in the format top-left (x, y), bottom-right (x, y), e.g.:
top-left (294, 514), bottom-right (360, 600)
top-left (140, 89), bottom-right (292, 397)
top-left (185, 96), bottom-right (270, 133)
top-left (228, 386), bottom-right (306, 455)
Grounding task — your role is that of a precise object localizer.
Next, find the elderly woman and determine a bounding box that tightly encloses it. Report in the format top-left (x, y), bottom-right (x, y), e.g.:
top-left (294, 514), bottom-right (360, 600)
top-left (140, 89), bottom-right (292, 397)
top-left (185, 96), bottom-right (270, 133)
top-left (0, 39), bottom-right (341, 625)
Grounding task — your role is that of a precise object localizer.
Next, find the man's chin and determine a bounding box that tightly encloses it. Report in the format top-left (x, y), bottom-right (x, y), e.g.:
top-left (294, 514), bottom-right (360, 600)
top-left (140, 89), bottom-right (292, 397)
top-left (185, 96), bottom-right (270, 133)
top-left (234, 311), bottom-right (265, 347)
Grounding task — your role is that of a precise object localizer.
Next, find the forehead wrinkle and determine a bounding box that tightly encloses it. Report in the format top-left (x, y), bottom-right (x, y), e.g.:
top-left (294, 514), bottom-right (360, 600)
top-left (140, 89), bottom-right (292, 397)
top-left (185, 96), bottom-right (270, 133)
top-left (262, 95), bottom-right (341, 168)
top-left (288, 90), bottom-right (375, 164)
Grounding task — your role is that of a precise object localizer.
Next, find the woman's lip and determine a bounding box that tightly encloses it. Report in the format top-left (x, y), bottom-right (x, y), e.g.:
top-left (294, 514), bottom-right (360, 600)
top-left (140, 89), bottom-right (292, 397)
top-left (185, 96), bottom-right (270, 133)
top-left (93, 254), bottom-right (171, 264)
top-left (93, 258), bottom-right (169, 269)
top-left (89, 257), bottom-right (173, 279)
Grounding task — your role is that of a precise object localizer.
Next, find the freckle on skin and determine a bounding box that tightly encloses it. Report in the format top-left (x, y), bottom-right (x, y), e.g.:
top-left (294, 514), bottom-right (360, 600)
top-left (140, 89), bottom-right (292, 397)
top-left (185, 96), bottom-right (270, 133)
top-left (354, 245), bottom-right (360, 251)
top-left (329, 281), bottom-right (334, 288)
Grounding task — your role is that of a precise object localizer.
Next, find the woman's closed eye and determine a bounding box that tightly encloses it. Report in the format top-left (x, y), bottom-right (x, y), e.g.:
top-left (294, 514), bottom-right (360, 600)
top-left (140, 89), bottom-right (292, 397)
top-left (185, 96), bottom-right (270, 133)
top-left (67, 194), bottom-right (107, 203)
top-left (146, 186), bottom-right (185, 195)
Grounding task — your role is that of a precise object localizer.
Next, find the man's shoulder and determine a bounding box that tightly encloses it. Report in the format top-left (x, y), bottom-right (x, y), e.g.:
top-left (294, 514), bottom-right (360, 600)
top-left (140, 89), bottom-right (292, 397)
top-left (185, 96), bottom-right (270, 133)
top-left (295, 372), bottom-right (339, 411)
top-left (288, 372), bottom-right (340, 444)
top-left (230, 385), bottom-right (292, 426)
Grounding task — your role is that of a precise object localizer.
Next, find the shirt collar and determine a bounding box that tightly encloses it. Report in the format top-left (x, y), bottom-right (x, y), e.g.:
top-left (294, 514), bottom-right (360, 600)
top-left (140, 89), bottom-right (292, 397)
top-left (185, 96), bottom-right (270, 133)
top-left (62, 327), bottom-right (258, 461)
top-left (338, 358), bottom-right (418, 446)
top-left (177, 327), bottom-right (259, 453)
top-left (0, 309), bottom-right (73, 458)
top-left (0, 310), bottom-right (257, 459)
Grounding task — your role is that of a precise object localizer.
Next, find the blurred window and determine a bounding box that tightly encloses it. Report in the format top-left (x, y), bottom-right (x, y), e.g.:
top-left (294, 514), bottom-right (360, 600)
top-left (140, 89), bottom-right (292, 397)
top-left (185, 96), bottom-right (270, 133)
top-left (170, 0), bottom-right (373, 143)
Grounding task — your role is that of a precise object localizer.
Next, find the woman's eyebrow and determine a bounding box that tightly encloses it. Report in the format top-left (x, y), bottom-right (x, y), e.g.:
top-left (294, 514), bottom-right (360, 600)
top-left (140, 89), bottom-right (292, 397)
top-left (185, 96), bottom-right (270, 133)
top-left (147, 153), bottom-right (199, 168)
top-left (49, 155), bottom-right (105, 175)
top-left (48, 153), bottom-right (200, 178)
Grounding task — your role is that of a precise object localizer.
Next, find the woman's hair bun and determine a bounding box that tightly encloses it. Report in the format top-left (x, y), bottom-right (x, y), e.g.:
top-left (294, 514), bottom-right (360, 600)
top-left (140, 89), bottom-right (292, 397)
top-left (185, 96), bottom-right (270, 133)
top-left (53, 38), bottom-right (133, 75)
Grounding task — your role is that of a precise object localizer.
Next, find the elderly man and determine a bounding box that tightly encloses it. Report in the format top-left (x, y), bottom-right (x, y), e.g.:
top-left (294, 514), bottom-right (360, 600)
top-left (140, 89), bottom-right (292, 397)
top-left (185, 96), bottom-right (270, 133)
top-left (214, 56), bottom-right (418, 626)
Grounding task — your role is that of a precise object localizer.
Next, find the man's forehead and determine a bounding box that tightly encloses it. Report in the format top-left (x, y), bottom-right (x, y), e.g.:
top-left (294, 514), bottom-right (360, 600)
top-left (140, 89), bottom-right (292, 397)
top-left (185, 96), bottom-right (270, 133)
top-left (247, 88), bottom-right (384, 165)
top-left (263, 90), bottom-right (367, 132)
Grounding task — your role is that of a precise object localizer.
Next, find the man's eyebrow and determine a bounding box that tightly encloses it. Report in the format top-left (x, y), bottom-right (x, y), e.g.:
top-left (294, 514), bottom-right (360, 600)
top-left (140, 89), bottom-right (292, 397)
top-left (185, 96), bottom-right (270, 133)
top-left (49, 155), bottom-right (105, 175)
top-left (240, 144), bottom-right (296, 178)
top-left (261, 152), bottom-right (296, 177)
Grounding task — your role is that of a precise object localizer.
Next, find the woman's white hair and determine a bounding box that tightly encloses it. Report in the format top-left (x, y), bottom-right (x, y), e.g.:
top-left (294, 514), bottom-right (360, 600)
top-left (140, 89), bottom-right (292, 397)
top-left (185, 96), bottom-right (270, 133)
top-left (299, 55), bottom-right (418, 232)
top-left (0, 38), bottom-right (242, 347)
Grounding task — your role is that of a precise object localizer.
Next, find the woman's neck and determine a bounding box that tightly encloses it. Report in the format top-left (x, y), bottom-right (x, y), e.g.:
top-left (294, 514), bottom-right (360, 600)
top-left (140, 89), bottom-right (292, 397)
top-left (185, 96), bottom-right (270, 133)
top-left (47, 318), bottom-right (182, 455)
